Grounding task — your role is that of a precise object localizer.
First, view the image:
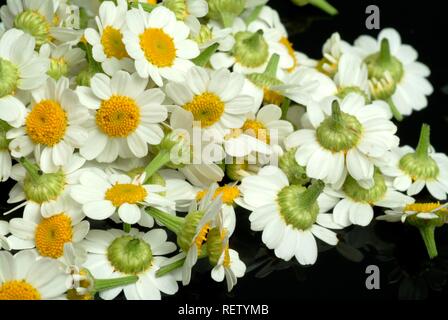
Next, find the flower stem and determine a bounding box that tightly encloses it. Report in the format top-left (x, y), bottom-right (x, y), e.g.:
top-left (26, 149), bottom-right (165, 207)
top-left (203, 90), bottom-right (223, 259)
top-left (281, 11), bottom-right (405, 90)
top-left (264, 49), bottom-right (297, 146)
top-left (123, 223), bottom-right (131, 233)
top-left (300, 180), bottom-right (325, 207)
top-left (379, 38), bottom-right (392, 65)
top-left (264, 54), bottom-right (280, 78)
top-left (19, 157), bottom-right (42, 182)
top-left (143, 150), bottom-right (171, 184)
top-left (146, 207), bottom-right (184, 235)
top-left (415, 123), bottom-right (431, 159)
top-left (192, 43), bottom-right (219, 67)
top-left (330, 100), bottom-right (344, 128)
top-left (156, 257), bottom-right (186, 277)
top-left (418, 226), bottom-right (438, 259)
top-left (244, 5), bottom-right (264, 25)
top-left (280, 98), bottom-right (291, 120)
top-left (309, 0), bottom-right (338, 15)
top-left (94, 275), bottom-right (138, 292)
top-left (386, 97), bottom-right (403, 122)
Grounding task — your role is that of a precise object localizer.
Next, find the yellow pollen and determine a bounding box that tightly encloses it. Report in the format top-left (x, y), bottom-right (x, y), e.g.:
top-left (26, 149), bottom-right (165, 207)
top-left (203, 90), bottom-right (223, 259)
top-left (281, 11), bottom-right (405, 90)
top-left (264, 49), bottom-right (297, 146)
top-left (147, 0), bottom-right (158, 3)
top-left (35, 213), bottom-right (72, 258)
top-left (101, 26), bottom-right (129, 59)
top-left (263, 87), bottom-right (284, 106)
top-left (105, 183), bottom-right (148, 207)
top-left (242, 119), bottom-right (270, 143)
top-left (196, 185), bottom-right (240, 205)
top-left (96, 95), bottom-right (140, 137)
top-left (223, 246), bottom-right (231, 268)
top-left (183, 92), bottom-right (225, 128)
top-left (404, 202), bottom-right (448, 213)
top-left (279, 37), bottom-right (297, 73)
top-left (0, 280), bottom-right (41, 300)
top-left (195, 223), bottom-right (210, 250)
top-left (26, 99), bottom-right (68, 146)
top-left (139, 28), bottom-right (176, 67)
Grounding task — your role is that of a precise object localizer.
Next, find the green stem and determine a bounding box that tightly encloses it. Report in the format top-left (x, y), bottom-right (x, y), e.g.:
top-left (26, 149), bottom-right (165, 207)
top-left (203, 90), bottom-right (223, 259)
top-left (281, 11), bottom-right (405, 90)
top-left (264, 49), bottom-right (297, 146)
top-left (280, 98), bottom-right (291, 120)
top-left (415, 123), bottom-right (431, 159)
top-left (244, 5), bottom-right (264, 25)
top-left (386, 97), bottom-right (403, 122)
top-left (330, 100), bottom-right (344, 128)
top-left (143, 150), bottom-right (171, 184)
top-left (94, 276), bottom-right (138, 292)
top-left (309, 0), bottom-right (338, 15)
top-left (19, 157), bottom-right (42, 182)
top-left (419, 226), bottom-right (438, 259)
top-left (244, 30), bottom-right (264, 48)
top-left (156, 257), bottom-right (186, 277)
top-left (129, 2), bottom-right (156, 12)
top-left (379, 38), bottom-right (392, 65)
top-left (264, 54), bottom-right (280, 78)
top-left (220, 12), bottom-right (236, 28)
top-left (146, 208), bottom-right (184, 235)
top-left (192, 43), bottom-right (219, 67)
top-left (300, 180), bottom-right (325, 207)
top-left (123, 223), bottom-right (131, 233)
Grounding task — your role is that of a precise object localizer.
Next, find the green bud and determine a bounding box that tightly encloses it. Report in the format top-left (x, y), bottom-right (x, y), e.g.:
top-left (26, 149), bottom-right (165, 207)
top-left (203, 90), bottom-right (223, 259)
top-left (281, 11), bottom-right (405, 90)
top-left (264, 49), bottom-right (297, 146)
top-left (107, 236), bottom-right (153, 275)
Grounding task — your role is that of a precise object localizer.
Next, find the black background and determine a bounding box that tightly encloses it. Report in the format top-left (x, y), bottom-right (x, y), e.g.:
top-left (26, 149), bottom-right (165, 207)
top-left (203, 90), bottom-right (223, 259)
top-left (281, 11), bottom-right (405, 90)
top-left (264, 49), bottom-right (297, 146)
top-left (1, 0), bottom-right (448, 301)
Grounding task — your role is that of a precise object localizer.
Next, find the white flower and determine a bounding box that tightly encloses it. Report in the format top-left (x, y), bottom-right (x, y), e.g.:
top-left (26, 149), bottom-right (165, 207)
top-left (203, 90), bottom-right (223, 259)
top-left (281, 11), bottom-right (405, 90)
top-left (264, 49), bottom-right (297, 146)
top-left (39, 42), bottom-right (86, 80)
top-left (285, 94), bottom-right (399, 187)
top-left (163, 0), bottom-right (209, 36)
top-left (166, 66), bottom-right (254, 134)
top-left (0, 29), bottom-right (49, 128)
top-left (239, 166), bottom-right (342, 265)
top-left (82, 228), bottom-right (178, 300)
top-left (0, 220), bottom-right (10, 250)
top-left (319, 170), bottom-right (415, 227)
top-left (377, 202), bottom-right (448, 223)
top-left (84, 0), bottom-right (135, 76)
top-left (211, 248), bottom-right (246, 291)
top-left (7, 194), bottom-right (89, 260)
top-left (353, 28), bottom-right (433, 116)
top-left (210, 17), bottom-right (294, 74)
top-left (71, 170), bottom-right (175, 224)
top-left (123, 6), bottom-right (199, 86)
top-left (334, 53), bottom-right (371, 102)
top-left (318, 32), bottom-right (351, 76)
top-left (8, 77), bottom-right (90, 172)
top-left (77, 71), bottom-right (168, 163)
top-left (0, 250), bottom-right (70, 300)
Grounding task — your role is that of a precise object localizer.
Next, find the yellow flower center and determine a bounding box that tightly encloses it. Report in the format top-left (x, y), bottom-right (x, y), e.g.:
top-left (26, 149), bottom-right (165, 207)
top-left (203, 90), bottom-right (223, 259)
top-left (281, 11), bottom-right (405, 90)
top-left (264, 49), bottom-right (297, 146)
top-left (35, 213), bottom-right (73, 258)
top-left (279, 37), bottom-right (297, 73)
top-left (223, 246), bottom-right (231, 268)
top-left (101, 26), bottom-right (129, 60)
top-left (147, 0), bottom-right (158, 3)
top-left (105, 183), bottom-right (148, 207)
top-left (0, 280), bottom-right (41, 300)
top-left (139, 28), bottom-right (176, 67)
top-left (263, 87), bottom-right (284, 106)
top-left (183, 92), bottom-right (225, 128)
top-left (196, 185), bottom-right (240, 205)
top-left (242, 119), bottom-right (269, 143)
top-left (195, 223), bottom-right (210, 250)
top-left (404, 202), bottom-right (448, 213)
top-left (96, 95), bottom-right (140, 137)
top-left (26, 99), bottom-right (68, 146)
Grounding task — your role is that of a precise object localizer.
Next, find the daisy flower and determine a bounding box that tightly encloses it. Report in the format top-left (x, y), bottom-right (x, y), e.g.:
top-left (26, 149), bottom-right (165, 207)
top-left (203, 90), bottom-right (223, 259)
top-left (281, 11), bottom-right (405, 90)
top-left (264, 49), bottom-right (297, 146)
top-left (82, 228), bottom-right (178, 300)
top-left (0, 220), bottom-right (9, 250)
top-left (84, 0), bottom-right (135, 76)
top-left (8, 77), bottom-right (90, 172)
top-left (0, 250), bottom-right (69, 300)
top-left (77, 71), bottom-right (168, 163)
top-left (70, 170), bottom-right (174, 224)
top-left (380, 124), bottom-right (448, 200)
top-left (165, 66), bottom-right (254, 134)
top-left (163, 0), bottom-right (209, 36)
top-left (316, 32), bottom-right (350, 77)
top-left (0, 0), bottom-right (80, 47)
top-left (285, 93), bottom-right (399, 188)
top-left (210, 17), bottom-right (294, 74)
top-left (353, 28), bottom-right (433, 118)
top-left (123, 5), bottom-right (200, 86)
top-left (168, 107), bottom-right (226, 187)
top-left (7, 194), bottom-right (90, 260)
top-left (319, 169), bottom-right (415, 227)
top-left (377, 202), bottom-right (448, 223)
top-left (239, 166), bottom-right (342, 265)
top-left (39, 42), bottom-right (86, 80)
top-left (5, 154), bottom-right (86, 217)
top-left (0, 29), bottom-right (49, 128)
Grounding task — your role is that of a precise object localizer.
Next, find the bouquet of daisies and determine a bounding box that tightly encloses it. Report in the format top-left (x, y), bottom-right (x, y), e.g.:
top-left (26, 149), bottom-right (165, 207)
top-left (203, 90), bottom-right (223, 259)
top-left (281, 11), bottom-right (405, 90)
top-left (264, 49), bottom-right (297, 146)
top-left (0, 0), bottom-right (446, 300)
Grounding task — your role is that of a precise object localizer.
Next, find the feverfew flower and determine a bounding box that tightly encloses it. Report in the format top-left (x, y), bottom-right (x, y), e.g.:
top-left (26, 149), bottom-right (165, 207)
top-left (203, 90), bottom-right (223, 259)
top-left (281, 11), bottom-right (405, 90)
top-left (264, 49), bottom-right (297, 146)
top-left (82, 228), bottom-right (178, 300)
top-left (8, 77), bottom-right (90, 172)
top-left (380, 124), bottom-right (448, 200)
top-left (285, 94), bottom-right (399, 188)
top-left (239, 166), bottom-right (341, 265)
top-left (123, 6), bottom-right (199, 86)
top-left (77, 71), bottom-right (168, 163)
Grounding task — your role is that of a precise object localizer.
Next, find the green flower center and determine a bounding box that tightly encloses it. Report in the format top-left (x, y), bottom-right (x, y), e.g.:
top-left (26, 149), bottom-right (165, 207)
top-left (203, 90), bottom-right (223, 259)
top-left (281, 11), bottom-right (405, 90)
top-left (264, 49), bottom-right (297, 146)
top-left (342, 170), bottom-right (387, 204)
top-left (0, 120), bottom-right (11, 150)
top-left (194, 25), bottom-right (213, 45)
top-left (23, 171), bottom-right (66, 204)
top-left (337, 86), bottom-right (370, 104)
top-left (14, 10), bottom-right (51, 47)
top-left (207, 0), bottom-right (245, 27)
top-left (233, 31), bottom-right (269, 68)
top-left (399, 153), bottom-right (439, 181)
top-left (107, 236), bottom-right (153, 275)
top-left (316, 101), bottom-right (364, 152)
top-left (48, 58), bottom-right (69, 80)
top-left (164, 0), bottom-right (188, 20)
top-left (276, 181), bottom-right (324, 230)
top-left (0, 58), bottom-right (20, 98)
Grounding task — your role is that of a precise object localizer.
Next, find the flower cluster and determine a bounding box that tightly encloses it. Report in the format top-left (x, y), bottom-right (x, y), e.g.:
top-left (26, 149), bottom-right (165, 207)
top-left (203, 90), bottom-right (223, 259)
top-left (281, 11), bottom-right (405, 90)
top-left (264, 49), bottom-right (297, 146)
top-left (0, 0), bottom-right (446, 300)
